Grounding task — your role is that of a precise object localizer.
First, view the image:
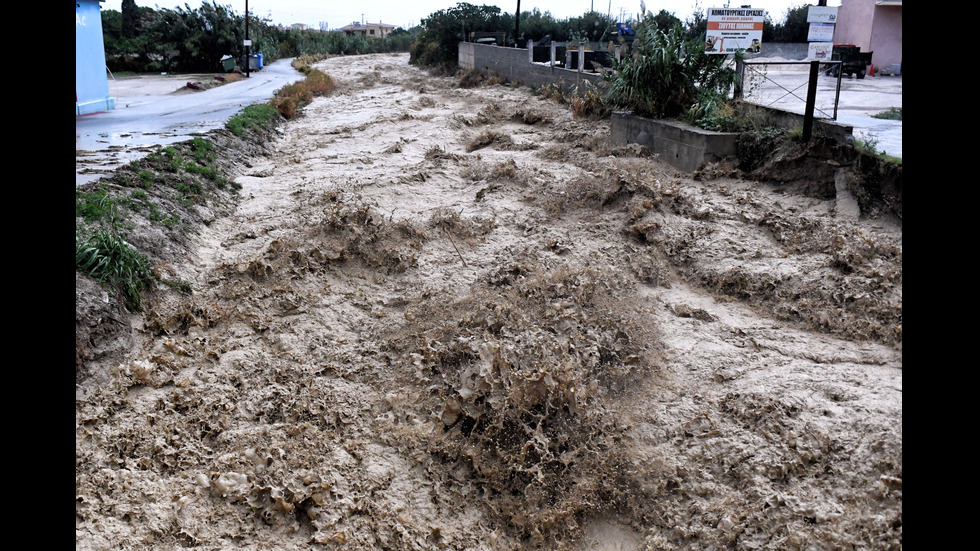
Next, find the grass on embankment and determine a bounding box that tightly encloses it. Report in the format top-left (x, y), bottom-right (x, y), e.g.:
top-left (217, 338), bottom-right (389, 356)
top-left (77, 57), bottom-right (336, 312)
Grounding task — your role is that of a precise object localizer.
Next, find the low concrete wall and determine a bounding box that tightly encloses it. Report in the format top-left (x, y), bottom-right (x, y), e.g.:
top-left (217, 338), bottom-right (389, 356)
top-left (747, 42), bottom-right (809, 60)
top-left (459, 42), bottom-right (603, 96)
top-left (610, 112), bottom-right (738, 173)
top-left (461, 41), bottom-right (854, 173)
top-left (736, 103), bottom-right (854, 144)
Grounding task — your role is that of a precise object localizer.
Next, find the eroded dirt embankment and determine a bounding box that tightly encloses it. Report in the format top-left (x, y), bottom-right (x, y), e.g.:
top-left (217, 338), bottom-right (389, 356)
top-left (76, 53), bottom-right (902, 550)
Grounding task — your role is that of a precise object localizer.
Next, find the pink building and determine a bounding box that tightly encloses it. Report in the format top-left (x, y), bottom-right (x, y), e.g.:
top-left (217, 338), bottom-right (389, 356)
top-left (833, 0), bottom-right (902, 73)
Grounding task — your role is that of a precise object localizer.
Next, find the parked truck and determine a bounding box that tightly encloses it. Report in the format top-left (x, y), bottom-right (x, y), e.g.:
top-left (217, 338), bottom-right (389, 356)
top-left (823, 44), bottom-right (873, 79)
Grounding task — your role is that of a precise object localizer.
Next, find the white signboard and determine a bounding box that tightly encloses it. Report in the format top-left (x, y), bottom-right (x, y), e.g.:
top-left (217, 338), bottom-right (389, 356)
top-left (807, 22), bottom-right (836, 42)
top-left (807, 6), bottom-right (838, 24)
top-left (705, 7), bottom-right (765, 54)
top-left (807, 42), bottom-right (834, 60)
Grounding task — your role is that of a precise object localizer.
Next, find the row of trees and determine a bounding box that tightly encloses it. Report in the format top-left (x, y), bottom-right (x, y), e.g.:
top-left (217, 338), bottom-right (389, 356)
top-left (410, 2), bottom-right (812, 71)
top-left (102, 0), bottom-right (415, 73)
top-left (101, 1), bottom-right (812, 74)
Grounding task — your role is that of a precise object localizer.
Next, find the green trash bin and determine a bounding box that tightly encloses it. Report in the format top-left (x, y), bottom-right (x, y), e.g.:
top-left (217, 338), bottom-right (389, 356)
top-left (220, 55), bottom-right (235, 72)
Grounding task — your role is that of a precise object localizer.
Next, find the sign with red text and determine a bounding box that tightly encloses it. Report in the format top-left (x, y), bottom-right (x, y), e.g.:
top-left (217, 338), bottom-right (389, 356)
top-left (705, 7), bottom-right (765, 54)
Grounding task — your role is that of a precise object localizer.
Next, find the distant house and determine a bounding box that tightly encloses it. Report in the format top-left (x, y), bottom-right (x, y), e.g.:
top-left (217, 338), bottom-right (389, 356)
top-left (340, 21), bottom-right (396, 39)
top-left (291, 23), bottom-right (308, 31)
top-left (76, 0), bottom-right (115, 115)
top-left (833, 0), bottom-right (902, 72)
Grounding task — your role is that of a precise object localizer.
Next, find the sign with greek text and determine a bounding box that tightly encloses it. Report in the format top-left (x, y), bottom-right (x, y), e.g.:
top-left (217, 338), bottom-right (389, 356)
top-left (705, 8), bottom-right (765, 54)
top-left (807, 22), bottom-right (835, 42)
top-left (806, 6), bottom-right (838, 24)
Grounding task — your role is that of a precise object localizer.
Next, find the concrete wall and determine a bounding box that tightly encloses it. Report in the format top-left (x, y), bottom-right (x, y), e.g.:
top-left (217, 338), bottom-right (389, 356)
top-left (460, 41), bottom-right (855, 173)
top-left (610, 112), bottom-right (738, 173)
top-left (76, 0), bottom-right (115, 116)
top-left (459, 42), bottom-right (604, 97)
top-left (748, 42), bottom-right (809, 60)
top-left (736, 103), bottom-right (853, 144)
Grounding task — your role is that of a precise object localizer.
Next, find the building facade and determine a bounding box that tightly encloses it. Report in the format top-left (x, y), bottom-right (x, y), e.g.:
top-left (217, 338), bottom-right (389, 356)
top-left (833, 0), bottom-right (902, 73)
top-left (76, 0), bottom-right (115, 115)
top-left (340, 22), bottom-right (396, 39)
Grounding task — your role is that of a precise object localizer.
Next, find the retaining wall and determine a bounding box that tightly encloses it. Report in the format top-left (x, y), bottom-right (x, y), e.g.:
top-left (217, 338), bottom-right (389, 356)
top-left (747, 42), bottom-right (809, 60)
top-left (459, 41), bottom-right (853, 173)
top-left (459, 42), bottom-right (603, 96)
top-left (610, 113), bottom-right (739, 173)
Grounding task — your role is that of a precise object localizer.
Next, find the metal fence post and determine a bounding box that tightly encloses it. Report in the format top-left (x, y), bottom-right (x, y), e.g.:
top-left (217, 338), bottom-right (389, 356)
top-left (734, 59), bottom-right (745, 100)
top-left (802, 60), bottom-right (820, 142)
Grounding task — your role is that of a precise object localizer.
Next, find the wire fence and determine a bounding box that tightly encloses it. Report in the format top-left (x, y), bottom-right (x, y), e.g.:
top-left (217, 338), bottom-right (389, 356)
top-left (736, 60), bottom-right (846, 121)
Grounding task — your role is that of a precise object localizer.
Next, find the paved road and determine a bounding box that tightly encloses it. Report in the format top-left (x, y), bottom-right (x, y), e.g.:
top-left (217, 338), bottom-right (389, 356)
top-left (740, 60), bottom-right (902, 159)
top-left (76, 58), bottom-right (303, 186)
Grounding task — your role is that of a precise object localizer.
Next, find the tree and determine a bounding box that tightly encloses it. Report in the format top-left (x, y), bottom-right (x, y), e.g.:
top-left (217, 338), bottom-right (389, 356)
top-left (410, 3), bottom-right (506, 70)
top-left (650, 9), bottom-right (681, 33)
top-left (563, 10), bottom-right (614, 44)
top-left (772, 3), bottom-right (809, 42)
top-left (121, 0), bottom-right (139, 38)
top-left (762, 13), bottom-right (776, 43)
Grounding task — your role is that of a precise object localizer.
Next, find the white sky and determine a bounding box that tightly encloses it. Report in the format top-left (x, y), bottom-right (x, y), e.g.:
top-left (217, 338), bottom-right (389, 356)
top-left (99, 1), bottom-right (840, 32)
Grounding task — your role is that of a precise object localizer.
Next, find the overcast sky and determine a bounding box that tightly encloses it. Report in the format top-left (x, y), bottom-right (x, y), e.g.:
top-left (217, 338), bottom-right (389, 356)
top-left (99, 1), bottom-right (840, 32)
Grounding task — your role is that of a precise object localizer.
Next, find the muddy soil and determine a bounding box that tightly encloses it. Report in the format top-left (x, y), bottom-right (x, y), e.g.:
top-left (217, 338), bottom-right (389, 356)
top-left (76, 53), bottom-right (902, 550)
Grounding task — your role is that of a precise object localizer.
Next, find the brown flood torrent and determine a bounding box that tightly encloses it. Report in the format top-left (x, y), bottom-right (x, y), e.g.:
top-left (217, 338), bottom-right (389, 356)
top-left (76, 52), bottom-right (901, 550)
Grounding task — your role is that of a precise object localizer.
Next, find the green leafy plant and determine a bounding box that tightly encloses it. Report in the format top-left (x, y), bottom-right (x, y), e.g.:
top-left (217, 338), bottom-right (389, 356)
top-left (186, 162), bottom-right (219, 180)
top-left (76, 187), bottom-right (117, 223)
top-left (872, 107), bottom-right (902, 121)
top-left (539, 81), bottom-right (568, 104)
top-left (227, 103), bottom-right (281, 136)
top-left (76, 228), bottom-right (154, 311)
top-left (736, 126), bottom-right (785, 171)
top-left (138, 170), bottom-right (154, 186)
top-left (191, 136), bottom-right (216, 163)
top-left (570, 80), bottom-right (610, 118)
top-left (604, 5), bottom-right (742, 125)
top-left (856, 133), bottom-right (901, 165)
top-left (855, 134), bottom-right (882, 156)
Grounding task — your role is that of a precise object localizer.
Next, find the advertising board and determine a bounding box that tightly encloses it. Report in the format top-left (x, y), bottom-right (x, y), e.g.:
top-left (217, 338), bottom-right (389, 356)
top-left (705, 7), bottom-right (765, 54)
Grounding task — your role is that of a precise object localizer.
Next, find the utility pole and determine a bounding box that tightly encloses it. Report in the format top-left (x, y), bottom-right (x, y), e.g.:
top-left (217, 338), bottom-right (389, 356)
top-left (515, 0), bottom-right (521, 47)
top-left (245, 0), bottom-right (250, 78)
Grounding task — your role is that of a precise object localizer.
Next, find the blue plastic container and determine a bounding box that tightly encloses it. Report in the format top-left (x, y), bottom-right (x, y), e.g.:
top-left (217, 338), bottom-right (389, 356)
top-left (257, 54), bottom-right (264, 69)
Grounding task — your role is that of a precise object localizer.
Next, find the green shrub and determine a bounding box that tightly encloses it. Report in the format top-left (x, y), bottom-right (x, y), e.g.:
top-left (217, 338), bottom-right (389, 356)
top-left (76, 229), bottom-right (155, 311)
top-left (604, 8), bottom-right (741, 125)
top-left (872, 107), bottom-right (902, 120)
top-left (227, 103), bottom-right (281, 136)
top-left (736, 126), bottom-right (784, 171)
top-left (76, 187), bottom-right (116, 223)
top-left (191, 137), bottom-right (216, 163)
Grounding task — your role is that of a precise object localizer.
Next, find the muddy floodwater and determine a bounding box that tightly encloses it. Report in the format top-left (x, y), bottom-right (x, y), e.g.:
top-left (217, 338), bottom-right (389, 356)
top-left (76, 53), bottom-right (902, 550)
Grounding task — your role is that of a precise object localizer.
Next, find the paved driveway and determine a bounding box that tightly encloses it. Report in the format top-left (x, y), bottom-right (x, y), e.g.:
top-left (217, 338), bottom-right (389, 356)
top-left (76, 58), bottom-right (302, 186)
top-left (740, 60), bottom-right (902, 159)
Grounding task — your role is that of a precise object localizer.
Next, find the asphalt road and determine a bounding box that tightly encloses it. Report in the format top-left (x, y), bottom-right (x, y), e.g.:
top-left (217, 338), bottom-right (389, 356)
top-left (740, 60), bottom-right (902, 158)
top-left (76, 58), bottom-right (303, 186)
